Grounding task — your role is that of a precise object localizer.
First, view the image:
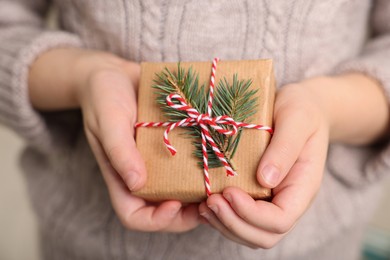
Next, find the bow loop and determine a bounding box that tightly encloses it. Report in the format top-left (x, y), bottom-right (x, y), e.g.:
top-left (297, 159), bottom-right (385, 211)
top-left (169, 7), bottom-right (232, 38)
top-left (165, 94), bottom-right (240, 145)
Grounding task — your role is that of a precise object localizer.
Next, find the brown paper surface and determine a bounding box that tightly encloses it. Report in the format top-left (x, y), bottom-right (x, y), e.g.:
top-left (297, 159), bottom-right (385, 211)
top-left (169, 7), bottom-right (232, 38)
top-left (134, 60), bottom-right (275, 202)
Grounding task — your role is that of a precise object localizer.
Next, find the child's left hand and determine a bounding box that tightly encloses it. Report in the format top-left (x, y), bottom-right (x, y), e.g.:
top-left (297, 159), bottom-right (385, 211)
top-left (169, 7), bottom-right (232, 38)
top-left (199, 74), bottom-right (389, 248)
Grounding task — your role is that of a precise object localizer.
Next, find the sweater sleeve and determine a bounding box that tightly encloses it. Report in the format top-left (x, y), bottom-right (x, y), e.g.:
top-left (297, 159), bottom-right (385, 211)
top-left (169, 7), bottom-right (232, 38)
top-left (0, 1), bottom-right (83, 152)
top-left (328, 0), bottom-right (390, 187)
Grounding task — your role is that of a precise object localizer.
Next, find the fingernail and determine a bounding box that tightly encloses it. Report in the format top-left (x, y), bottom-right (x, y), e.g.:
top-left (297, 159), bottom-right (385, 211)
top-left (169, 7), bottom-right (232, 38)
top-left (127, 171), bottom-right (139, 191)
top-left (261, 165), bottom-right (280, 187)
top-left (208, 205), bottom-right (219, 214)
top-left (170, 205), bottom-right (180, 218)
top-left (223, 193), bottom-right (232, 203)
top-left (200, 211), bottom-right (210, 220)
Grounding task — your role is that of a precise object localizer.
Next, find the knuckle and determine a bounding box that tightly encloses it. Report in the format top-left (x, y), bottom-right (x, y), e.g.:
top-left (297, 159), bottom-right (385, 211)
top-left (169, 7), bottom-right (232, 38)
top-left (293, 104), bottom-right (310, 120)
top-left (88, 67), bottom-right (125, 87)
top-left (120, 212), bottom-right (163, 232)
top-left (277, 142), bottom-right (291, 161)
top-left (269, 143), bottom-right (292, 174)
top-left (238, 208), bottom-right (255, 224)
top-left (276, 90), bottom-right (317, 124)
top-left (107, 145), bottom-right (128, 169)
top-left (293, 104), bottom-right (317, 126)
top-left (121, 171), bottom-right (134, 188)
top-left (151, 218), bottom-right (168, 231)
top-left (272, 219), bottom-right (294, 235)
top-left (107, 145), bottom-right (121, 161)
top-left (277, 102), bottom-right (313, 127)
top-left (117, 212), bottom-right (133, 230)
top-left (259, 239), bottom-right (278, 249)
top-left (253, 235), bottom-right (282, 249)
top-left (225, 221), bottom-right (236, 232)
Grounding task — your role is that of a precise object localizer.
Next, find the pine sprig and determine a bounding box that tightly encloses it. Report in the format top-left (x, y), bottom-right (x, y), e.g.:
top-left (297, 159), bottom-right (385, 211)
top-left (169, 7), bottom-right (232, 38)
top-left (154, 63), bottom-right (207, 120)
top-left (153, 64), bottom-right (258, 170)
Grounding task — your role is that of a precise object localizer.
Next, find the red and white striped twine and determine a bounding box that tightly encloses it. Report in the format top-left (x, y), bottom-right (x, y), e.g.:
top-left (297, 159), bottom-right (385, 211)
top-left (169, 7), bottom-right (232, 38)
top-left (135, 58), bottom-right (273, 197)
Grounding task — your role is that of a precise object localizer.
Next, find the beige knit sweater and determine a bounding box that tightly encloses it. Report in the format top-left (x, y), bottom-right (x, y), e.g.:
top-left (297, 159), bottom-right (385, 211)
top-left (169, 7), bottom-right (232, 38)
top-left (1, 1), bottom-right (390, 259)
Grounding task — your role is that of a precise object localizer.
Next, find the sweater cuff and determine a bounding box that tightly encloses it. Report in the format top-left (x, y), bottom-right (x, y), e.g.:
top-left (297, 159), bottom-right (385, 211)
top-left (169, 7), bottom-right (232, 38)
top-left (328, 50), bottom-right (390, 188)
top-left (0, 30), bottom-right (83, 151)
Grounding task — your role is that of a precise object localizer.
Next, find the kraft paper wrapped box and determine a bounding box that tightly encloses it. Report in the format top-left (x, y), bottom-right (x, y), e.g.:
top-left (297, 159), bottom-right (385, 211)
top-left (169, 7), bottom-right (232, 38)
top-left (134, 60), bottom-right (275, 203)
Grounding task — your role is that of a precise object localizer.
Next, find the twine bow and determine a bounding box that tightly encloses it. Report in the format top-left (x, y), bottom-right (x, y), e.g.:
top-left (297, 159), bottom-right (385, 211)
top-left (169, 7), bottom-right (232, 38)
top-left (136, 58), bottom-right (273, 196)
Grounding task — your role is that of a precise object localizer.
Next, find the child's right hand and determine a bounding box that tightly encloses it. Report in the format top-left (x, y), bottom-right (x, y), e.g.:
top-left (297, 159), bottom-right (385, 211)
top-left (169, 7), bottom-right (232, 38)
top-left (29, 49), bottom-right (200, 232)
top-left (197, 73), bottom-right (389, 248)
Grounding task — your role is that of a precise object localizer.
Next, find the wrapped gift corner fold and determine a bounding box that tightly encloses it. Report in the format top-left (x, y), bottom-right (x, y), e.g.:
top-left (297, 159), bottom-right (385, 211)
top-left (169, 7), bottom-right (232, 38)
top-left (133, 60), bottom-right (276, 203)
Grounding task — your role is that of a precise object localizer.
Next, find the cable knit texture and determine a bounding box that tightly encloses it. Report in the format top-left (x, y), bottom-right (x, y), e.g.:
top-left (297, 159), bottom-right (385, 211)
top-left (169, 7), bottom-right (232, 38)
top-left (0, 0), bottom-right (389, 259)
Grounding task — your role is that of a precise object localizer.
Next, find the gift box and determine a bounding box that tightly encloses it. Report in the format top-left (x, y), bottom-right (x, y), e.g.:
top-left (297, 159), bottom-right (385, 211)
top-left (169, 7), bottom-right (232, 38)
top-left (134, 59), bottom-right (275, 202)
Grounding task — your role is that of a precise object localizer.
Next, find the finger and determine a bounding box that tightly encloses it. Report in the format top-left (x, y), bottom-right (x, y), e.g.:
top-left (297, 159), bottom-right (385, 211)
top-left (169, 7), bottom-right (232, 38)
top-left (87, 132), bottom-right (190, 232)
top-left (121, 61), bottom-right (141, 89)
top-left (161, 203), bottom-right (200, 232)
top-left (123, 201), bottom-right (199, 232)
top-left (199, 202), bottom-right (257, 248)
top-left (227, 163), bottom-right (319, 234)
top-left (96, 79), bottom-right (146, 191)
top-left (227, 129), bottom-right (328, 234)
top-left (108, 167), bottom-right (199, 232)
top-left (99, 112), bottom-right (147, 191)
top-left (271, 127), bottom-right (328, 218)
top-left (221, 187), bottom-right (291, 234)
top-left (89, 70), bottom-right (146, 191)
top-left (204, 195), bottom-right (283, 249)
top-left (118, 196), bottom-right (199, 232)
top-left (257, 95), bottom-right (317, 188)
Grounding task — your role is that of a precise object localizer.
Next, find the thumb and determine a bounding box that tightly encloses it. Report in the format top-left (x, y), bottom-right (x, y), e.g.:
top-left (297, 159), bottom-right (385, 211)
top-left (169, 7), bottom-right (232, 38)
top-left (81, 65), bottom-right (145, 191)
top-left (257, 107), bottom-right (311, 189)
top-left (100, 115), bottom-right (146, 191)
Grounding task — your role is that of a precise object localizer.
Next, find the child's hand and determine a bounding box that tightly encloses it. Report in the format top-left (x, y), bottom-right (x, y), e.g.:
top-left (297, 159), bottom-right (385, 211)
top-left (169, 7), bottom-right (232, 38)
top-left (198, 74), bottom-right (389, 248)
top-left (199, 82), bottom-right (330, 248)
top-left (29, 49), bottom-right (200, 232)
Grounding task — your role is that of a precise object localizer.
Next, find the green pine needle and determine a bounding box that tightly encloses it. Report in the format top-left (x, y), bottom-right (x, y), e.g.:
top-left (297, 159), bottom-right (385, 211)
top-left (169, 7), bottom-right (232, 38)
top-left (153, 64), bottom-right (258, 170)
